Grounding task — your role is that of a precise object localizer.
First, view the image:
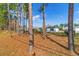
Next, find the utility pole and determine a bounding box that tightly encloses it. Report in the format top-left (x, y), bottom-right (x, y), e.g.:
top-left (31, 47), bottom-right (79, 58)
top-left (68, 3), bottom-right (74, 52)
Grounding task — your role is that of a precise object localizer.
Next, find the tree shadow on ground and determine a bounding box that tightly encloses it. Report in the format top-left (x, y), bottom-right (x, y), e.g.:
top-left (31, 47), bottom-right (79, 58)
top-left (34, 43), bottom-right (70, 55)
top-left (46, 35), bottom-right (79, 56)
top-left (74, 51), bottom-right (79, 55)
top-left (74, 44), bottom-right (79, 55)
top-left (46, 35), bottom-right (68, 50)
top-left (11, 34), bottom-right (79, 56)
top-left (12, 35), bottom-right (70, 55)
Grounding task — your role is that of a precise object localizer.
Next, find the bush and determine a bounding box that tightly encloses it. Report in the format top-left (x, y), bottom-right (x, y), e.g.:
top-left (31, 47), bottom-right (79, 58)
top-left (33, 29), bottom-right (42, 34)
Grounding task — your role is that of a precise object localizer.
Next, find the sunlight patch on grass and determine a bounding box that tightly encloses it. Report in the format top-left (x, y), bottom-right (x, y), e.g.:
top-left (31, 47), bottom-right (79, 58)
top-left (74, 37), bottom-right (79, 45)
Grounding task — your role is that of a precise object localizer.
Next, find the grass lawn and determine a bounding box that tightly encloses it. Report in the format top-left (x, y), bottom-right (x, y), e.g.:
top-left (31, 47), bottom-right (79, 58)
top-left (48, 32), bottom-right (67, 37)
top-left (48, 32), bottom-right (79, 45)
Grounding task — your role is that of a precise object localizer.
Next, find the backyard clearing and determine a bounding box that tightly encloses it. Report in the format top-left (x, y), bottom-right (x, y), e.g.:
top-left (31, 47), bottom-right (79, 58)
top-left (0, 31), bottom-right (79, 56)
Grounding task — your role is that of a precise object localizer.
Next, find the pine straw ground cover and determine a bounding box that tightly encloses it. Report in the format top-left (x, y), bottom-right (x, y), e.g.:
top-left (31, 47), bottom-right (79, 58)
top-left (0, 30), bottom-right (79, 56)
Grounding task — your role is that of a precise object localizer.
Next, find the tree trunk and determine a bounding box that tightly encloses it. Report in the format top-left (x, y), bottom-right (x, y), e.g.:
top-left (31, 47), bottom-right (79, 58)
top-left (68, 3), bottom-right (74, 52)
top-left (28, 3), bottom-right (34, 55)
top-left (26, 12), bottom-right (28, 32)
top-left (42, 5), bottom-right (46, 38)
top-left (14, 20), bottom-right (16, 32)
top-left (17, 4), bottom-right (23, 33)
top-left (7, 3), bottom-right (10, 31)
top-left (17, 4), bottom-right (20, 33)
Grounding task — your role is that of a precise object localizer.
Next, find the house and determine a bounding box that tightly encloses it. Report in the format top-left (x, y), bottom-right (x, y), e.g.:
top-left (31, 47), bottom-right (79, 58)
top-left (46, 27), bottom-right (59, 32)
top-left (74, 26), bottom-right (79, 33)
top-left (63, 26), bottom-right (68, 31)
top-left (63, 26), bottom-right (79, 33)
top-left (46, 28), bottom-right (52, 32)
top-left (53, 28), bottom-right (59, 32)
top-left (46, 26), bottom-right (54, 32)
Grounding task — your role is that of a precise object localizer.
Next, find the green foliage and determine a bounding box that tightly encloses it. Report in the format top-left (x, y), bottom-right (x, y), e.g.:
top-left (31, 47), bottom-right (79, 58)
top-left (23, 3), bottom-right (28, 12)
top-left (53, 25), bottom-right (59, 28)
top-left (40, 4), bottom-right (45, 12)
top-left (23, 3), bottom-right (29, 19)
top-left (39, 3), bottom-right (48, 13)
top-left (0, 4), bottom-right (8, 28)
top-left (0, 3), bottom-right (28, 29)
top-left (9, 3), bottom-right (17, 10)
top-left (0, 3), bottom-right (18, 28)
top-left (59, 24), bottom-right (64, 30)
top-left (33, 28), bottom-right (42, 33)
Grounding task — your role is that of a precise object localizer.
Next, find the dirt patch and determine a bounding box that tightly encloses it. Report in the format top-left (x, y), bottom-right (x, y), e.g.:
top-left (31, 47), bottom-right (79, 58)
top-left (0, 31), bottom-right (79, 56)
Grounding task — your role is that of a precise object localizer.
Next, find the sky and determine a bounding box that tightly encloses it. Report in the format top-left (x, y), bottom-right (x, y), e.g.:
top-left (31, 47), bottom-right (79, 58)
top-left (32, 3), bottom-right (79, 27)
